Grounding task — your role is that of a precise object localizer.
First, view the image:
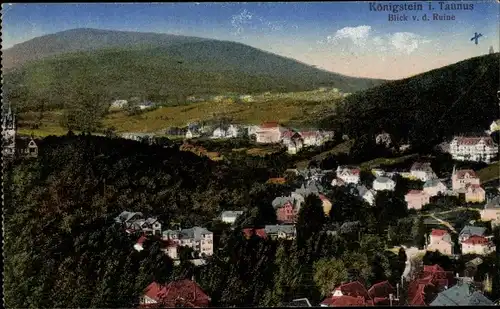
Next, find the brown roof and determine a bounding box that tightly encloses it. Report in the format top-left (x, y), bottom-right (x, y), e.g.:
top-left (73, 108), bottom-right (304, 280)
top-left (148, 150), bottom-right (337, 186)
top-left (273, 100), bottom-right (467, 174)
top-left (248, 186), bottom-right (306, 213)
top-left (431, 229), bottom-right (449, 237)
top-left (454, 136), bottom-right (494, 146)
top-left (462, 235), bottom-right (490, 245)
top-left (454, 169), bottom-right (478, 179)
top-left (143, 280), bottom-right (210, 308)
top-left (260, 121), bottom-right (279, 128)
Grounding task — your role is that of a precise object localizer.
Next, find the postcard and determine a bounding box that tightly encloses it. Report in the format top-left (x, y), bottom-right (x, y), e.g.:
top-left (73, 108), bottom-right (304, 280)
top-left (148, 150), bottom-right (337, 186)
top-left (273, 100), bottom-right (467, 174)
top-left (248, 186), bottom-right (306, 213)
top-left (2, 1), bottom-right (500, 308)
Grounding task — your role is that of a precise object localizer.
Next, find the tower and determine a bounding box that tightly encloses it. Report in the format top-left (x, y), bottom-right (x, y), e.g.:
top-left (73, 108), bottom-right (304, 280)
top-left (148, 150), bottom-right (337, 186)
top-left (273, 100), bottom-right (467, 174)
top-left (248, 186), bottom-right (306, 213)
top-left (2, 103), bottom-right (16, 159)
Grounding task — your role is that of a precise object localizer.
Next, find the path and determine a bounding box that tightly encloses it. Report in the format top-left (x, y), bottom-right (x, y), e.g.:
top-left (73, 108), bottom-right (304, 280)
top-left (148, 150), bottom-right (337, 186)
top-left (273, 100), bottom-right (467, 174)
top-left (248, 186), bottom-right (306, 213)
top-left (429, 214), bottom-right (457, 234)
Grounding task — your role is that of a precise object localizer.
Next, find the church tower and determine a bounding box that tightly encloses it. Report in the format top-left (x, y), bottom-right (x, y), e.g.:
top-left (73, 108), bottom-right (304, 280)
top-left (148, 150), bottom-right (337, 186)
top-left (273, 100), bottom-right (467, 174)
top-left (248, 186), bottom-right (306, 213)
top-left (2, 103), bottom-right (17, 159)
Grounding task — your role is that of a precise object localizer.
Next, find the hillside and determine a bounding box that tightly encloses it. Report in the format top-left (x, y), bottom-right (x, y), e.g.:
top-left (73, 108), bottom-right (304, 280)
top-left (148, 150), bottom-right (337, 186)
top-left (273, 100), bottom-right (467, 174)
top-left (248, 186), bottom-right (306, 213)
top-left (319, 53), bottom-right (500, 149)
top-left (3, 29), bottom-right (385, 112)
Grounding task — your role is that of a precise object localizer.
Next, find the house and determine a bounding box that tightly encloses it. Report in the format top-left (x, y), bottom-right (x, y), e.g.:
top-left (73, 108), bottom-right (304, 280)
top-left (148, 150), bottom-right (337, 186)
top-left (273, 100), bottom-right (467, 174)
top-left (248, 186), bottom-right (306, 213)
top-left (140, 279), bottom-right (211, 307)
top-left (461, 235), bottom-right (496, 255)
top-left (427, 229), bottom-right (453, 255)
top-left (185, 128), bottom-right (200, 139)
top-left (212, 124), bottom-right (240, 139)
top-left (246, 125), bottom-right (260, 138)
top-left (264, 225), bottom-right (296, 240)
top-left (299, 130), bottom-right (324, 147)
top-left (162, 227), bottom-right (214, 258)
top-left (407, 264), bottom-right (455, 306)
top-left (423, 178), bottom-right (448, 197)
top-left (220, 210), bottom-right (244, 224)
top-left (429, 280), bottom-right (495, 306)
top-left (115, 211), bottom-right (161, 235)
top-left (16, 136), bottom-right (38, 158)
top-left (372, 176), bottom-right (396, 191)
top-left (490, 119), bottom-right (500, 133)
top-left (375, 132), bottom-right (392, 147)
top-left (336, 166), bottom-right (361, 184)
top-left (275, 201), bottom-right (299, 224)
top-left (138, 101), bottom-right (155, 110)
top-left (451, 168), bottom-right (480, 192)
top-left (356, 185), bottom-right (376, 206)
top-left (405, 190), bottom-right (431, 210)
top-left (282, 131), bottom-right (304, 154)
top-left (115, 211), bottom-right (144, 224)
top-left (410, 162), bottom-right (437, 182)
top-left (110, 99), bottom-right (128, 109)
top-left (459, 226), bottom-right (486, 243)
top-left (481, 196), bottom-right (500, 222)
top-left (255, 121), bottom-right (286, 144)
top-left (465, 184), bottom-right (486, 203)
top-left (293, 182), bottom-right (331, 216)
top-left (320, 281), bottom-right (397, 307)
top-left (449, 136), bottom-right (498, 163)
top-left (242, 228), bottom-right (267, 239)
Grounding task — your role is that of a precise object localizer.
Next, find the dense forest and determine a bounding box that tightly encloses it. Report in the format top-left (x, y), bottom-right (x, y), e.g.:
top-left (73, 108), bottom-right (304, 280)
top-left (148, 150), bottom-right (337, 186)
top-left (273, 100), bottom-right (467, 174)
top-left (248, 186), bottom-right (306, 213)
top-left (319, 53), bottom-right (500, 151)
top-left (5, 133), bottom-right (499, 307)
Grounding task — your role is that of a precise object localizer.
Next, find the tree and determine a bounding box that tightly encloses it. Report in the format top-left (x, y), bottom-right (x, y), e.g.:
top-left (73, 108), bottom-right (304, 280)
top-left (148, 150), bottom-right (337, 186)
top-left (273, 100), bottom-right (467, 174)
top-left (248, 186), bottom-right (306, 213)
top-left (359, 234), bottom-right (385, 257)
top-left (313, 258), bottom-right (348, 297)
top-left (296, 194), bottom-right (326, 249)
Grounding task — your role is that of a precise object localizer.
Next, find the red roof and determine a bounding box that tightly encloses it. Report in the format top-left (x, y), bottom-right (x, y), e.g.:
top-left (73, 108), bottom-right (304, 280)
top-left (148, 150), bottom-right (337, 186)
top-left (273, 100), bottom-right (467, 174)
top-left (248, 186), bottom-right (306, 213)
top-left (143, 280), bottom-right (210, 307)
top-left (260, 121), bottom-right (279, 128)
top-left (330, 295), bottom-right (369, 306)
top-left (454, 136), bottom-right (494, 146)
top-left (242, 228), bottom-right (267, 239)
top-left (299, 131), bottom-right (320, 138)
top-left (281, 130), bottom-right (297, 138)
top-left (335, 281), bottom-right (370, 300)
top-left (367, 281), bottom-right (394, 300)
top-left (319, 194), bottom-right (329, 202)
top-left (407, 189), bottom-right (424, 195)
top-left (462, 235), bottom-right (490, 245)
top-left (454, 169), bottom-right (478, 179)
top-left (408, 265), bottom-right (455, 305)
top-left (136, 236), bottom-right (147, 245)
top-left (431, 229), bottom-right (449, 237)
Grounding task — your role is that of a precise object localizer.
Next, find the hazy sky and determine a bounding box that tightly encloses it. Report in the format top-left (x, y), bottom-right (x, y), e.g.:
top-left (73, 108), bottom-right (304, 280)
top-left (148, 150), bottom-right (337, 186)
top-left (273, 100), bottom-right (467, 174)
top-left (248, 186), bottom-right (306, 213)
top-left (2, 2), bottom-right (499, 79)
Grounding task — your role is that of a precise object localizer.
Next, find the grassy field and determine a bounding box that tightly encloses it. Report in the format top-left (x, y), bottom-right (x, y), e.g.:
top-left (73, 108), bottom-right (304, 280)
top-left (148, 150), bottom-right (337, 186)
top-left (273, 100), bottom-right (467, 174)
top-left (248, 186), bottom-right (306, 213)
top-left (295, 140), bottom-right (354, 169)
top-left (19, 96), bottom-right (338, 137)
top-left (359, 154), bottom-right (418, 171)
top-left (477, 161), bottom-right (500, 183)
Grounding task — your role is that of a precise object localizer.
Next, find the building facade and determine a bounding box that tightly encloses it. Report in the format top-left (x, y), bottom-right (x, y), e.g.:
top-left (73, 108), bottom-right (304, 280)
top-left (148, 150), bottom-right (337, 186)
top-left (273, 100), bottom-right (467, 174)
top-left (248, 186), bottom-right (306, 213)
top-left (449, 136), bottom-right (498, 163)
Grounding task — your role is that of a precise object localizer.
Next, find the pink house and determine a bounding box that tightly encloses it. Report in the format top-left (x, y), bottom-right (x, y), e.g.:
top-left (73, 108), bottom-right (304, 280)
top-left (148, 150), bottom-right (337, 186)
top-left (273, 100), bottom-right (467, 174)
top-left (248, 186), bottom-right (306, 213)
top-left (461, 235), bottom-right (496, 255)
top-left (276, 201), bottom-right (298, 224)
top-left (405, 190), bottom-right (430, 210)
top-left (465, 184), bottom-right (486, 203)
top-left (255, 121), bottom-right (286, 144)
top-left (427, 229), bottom-right (453, 255)
top-left (452, 169), bottom-right (480, 192)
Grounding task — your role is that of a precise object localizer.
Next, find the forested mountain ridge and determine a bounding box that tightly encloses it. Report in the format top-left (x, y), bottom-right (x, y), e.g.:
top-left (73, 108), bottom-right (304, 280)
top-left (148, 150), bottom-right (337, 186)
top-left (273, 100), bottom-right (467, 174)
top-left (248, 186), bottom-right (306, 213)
top-left (320, 53), bottom-right (500, 150)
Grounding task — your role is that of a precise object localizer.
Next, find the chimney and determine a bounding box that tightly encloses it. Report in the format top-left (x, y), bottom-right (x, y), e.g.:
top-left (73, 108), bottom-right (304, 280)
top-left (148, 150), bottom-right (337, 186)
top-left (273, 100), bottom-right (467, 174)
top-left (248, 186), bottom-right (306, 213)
top-left (389, 294), bottom-right (393, 307)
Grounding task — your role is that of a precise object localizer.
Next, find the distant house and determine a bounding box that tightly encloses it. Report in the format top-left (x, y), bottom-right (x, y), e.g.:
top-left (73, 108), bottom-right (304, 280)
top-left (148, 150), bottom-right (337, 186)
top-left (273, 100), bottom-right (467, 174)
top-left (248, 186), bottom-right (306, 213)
top-left (220, 210), bottom-right (244, 224)
top-left (242, 228), bottom-right (268, 240)
top-left (185, 128), bottom-right (201, 139)
top-left (336, 166), bottom-right (361, 184)
top-left (459, 226), bottom-right (486, 243)
top-left (356, 185), bottom-right (376, 206)
top-left (162, 227), bottom-right (213, 258)
top-left (481, 196), bottom-right (500, 222)
top-left (140, 279), bottom-right (211, 307)
top-left (410, 162), bottom-right (437, 182)
top-left (16, 136), bottom-right (38, 158)
top-left (451, 168), bottom-right (480, 192)
top-left (407, 264), bottom-right (455, 306)
top-left (299, 130), bottom-right (324, 147)
top-left (427, 229), bottom-right (453, 255)
top-left (110, 99), bottom-right (128, 109)
top-left (320, 280), bottom-right (397, 307)
top-left (372, 176), bottom-right (396, 191)
top-left (465, 184), bottom-right (486, 203)
top-left (264, 225), bottom-right (297, 240)
top-left (212, 124), bottom-right (240, 139)
top-left (375, 132), bottom-right (392, 147)
top-left (423, 178), bottom-right (447, 197)
top-left (429, 280), bottom-right (495, 306)
top-left (293, 182), bottom-right (331, 216)
top-left (449, 136), bottom-right (498, 163)
top-left (490, 119), bottom-right (500, 133)
top-left (138, 101), bottom-right (155, 110)
top-left (255, 121), bottom-right (286, 144)
top-left (461, 235), bottom-right (496, 255)
top-left (405, 190), bottom-right (431, 210)
top-left (115, 211), bottom-right (162, 236)
top-left (275, 200), bottom-right (299, 224)
top-left (282, 131), bottom-right (304, 154)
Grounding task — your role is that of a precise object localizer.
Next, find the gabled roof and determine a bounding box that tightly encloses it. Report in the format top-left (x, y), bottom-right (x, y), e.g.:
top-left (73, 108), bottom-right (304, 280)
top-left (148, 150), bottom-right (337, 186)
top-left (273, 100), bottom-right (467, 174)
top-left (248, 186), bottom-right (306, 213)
top-left (334, 281), bottom-right (370, 300)
top-left (220, 210), bottom-right (244, 218)
top-left (424, 178), bottom-right (445, 188)
top-left (452, 136), bottom-right (495, 147)
top-left (431, 229), bottom-right (449, 237)
top-left (462, 235), bottom-right (491, 245)
top-left (429, 282), bottom-right (494, 306)
top-left (260, 121), bottom-right (280, 128)
top-left (143, 279), bottom-right (210, 307)
top-left (367, 280), bottom-right (394, 300)
top-left (454, 169), bottom-right (478, 179)
top-left (459, 226), bottom-right (486, 238)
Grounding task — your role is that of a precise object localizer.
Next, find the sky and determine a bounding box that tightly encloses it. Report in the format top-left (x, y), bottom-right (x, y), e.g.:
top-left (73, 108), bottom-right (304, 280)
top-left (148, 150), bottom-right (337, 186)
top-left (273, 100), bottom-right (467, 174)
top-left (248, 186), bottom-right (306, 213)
top-left (2, 1), bottom-right (499, 79)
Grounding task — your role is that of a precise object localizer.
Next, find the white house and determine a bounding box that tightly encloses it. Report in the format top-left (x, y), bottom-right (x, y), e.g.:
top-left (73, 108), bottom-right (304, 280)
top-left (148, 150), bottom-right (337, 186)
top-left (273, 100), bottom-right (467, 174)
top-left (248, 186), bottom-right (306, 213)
top-left (115, 211), bottom-right (161, 235)
top-left (451, 167), bottom-right (480, 192)
top-left (461, 235), bottom-right (496, 255)
top-left (357, 185), bottom-right (376, 206)
top-left (110, 99), bottom-right (128, 109)
top-left (423, 178), bottom-right (448, 197)
top-left (336, 166), bottom-right (361, 184)
top-left (212, 124), bottom-right (240, 139)
top-left (255, 122), bottom-right (286, 144)
top-left (185, 128), bottom-right (200, 139)
top-left (138, 101), bottom-right (155, 110)
top-left (372, 176), bottom-right (396, 191)
top-left (299, 131), bottom-right (324, 147)
top-left (162, 227), bottom-right (214, 259)
top-left (220, 210), bottom-right (244, 224)
top-left (410, 162), bottom-right (437, 182)
top-left (490, 120), bottom-right (500, 133)
top-left (449, 136), bottom-right (498, 163)
top-left (427, 229), bottom-right (454, 255)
